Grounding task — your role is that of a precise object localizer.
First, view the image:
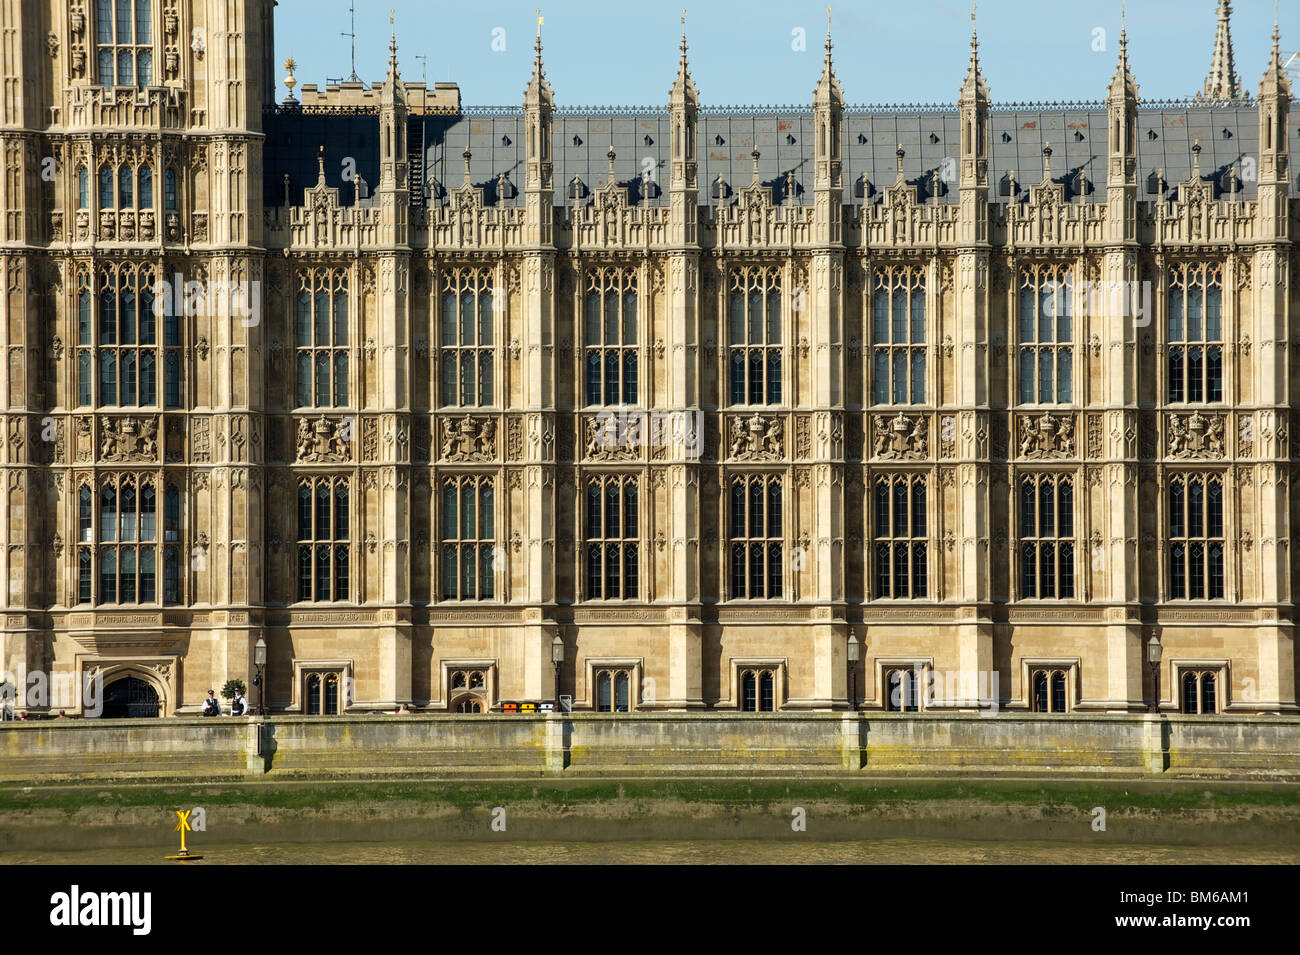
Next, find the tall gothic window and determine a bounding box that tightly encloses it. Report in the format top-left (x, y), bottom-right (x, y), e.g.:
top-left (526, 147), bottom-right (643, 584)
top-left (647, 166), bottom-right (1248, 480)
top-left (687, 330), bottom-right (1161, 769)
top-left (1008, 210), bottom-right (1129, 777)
top-left (728, 266), bottom-right (782, 406)
top-left (96, 0), bottom-right (154, 88)
top-left (585, 476), bottom-right (639, 600)
top-left (295, 269), bottom-right (349, 408)
top-left (873, 475), bottom-right (928, 598)
top-left (84, 266), bottom-right (157, 407)
top-left (871, 266), bottom-right (926, 405)
top-left (79, 475), bottom-right (158, 604)
top-left (728, 475), bottom-right (782, 599)
top-left (1168, 474), bottom-right (1225, 600)
top-left (440, 477), bottom-right (495, 600)
top-left (440, 268), bottom-right (494, 407)
top-left (1018, 266), bottom-right (1073, 404)
top-left (1167, 265), bottom-right (1223, 403)
top-left (584, 268), bottom-right (638, 406)
top-left (296, 478), bottom-right (350, 602)
top-left (1019, 474), bottom-right (1075, 599)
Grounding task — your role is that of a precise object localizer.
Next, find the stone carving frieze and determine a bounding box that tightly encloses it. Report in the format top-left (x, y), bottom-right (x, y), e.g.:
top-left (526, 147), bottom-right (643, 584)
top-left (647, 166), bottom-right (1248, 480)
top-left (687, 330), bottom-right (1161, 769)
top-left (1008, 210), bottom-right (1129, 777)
top-left (1167, 411), bottom-right (1225, 459)
top-left (1017, 412), bottom-right (1075, 459)
top-left (871, 412), bottom-right (928, 460)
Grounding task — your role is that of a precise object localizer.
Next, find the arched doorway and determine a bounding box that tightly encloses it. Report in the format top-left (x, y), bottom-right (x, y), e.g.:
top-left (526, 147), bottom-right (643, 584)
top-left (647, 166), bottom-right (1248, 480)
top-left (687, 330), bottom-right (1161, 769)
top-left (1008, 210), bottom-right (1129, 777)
top-left (100, 675), bottom-right (161, 718)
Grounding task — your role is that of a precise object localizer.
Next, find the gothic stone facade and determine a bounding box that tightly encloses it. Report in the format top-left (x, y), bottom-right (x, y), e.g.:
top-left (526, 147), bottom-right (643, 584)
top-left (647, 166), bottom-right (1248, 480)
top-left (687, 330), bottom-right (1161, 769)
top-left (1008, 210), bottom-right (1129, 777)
top-left (0, 0), bottom-right (1297, 717)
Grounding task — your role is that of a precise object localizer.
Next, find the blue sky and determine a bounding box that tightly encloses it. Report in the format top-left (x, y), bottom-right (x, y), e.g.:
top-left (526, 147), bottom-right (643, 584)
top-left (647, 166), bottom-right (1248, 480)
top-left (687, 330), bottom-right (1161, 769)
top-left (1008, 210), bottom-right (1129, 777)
top-left (273, 0), bottom-right (1295, 106)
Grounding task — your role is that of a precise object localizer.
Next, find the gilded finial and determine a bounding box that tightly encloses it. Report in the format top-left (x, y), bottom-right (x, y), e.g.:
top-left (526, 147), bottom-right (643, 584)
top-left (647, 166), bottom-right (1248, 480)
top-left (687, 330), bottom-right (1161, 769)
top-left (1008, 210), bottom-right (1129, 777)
top-left (283, 57), bottom-right (297, 102)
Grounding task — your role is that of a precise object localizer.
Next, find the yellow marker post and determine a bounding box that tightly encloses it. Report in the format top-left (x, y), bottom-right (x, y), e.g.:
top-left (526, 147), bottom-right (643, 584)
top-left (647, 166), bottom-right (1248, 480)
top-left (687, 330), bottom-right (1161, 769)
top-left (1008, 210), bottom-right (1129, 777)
top-left (165, 809), bottom-right (204, 862)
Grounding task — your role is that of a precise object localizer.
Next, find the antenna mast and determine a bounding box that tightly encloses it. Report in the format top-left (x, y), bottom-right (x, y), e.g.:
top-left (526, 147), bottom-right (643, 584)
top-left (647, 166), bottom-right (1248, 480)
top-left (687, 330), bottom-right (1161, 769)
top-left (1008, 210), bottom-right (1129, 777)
top-left (341, 0), bottom-right (360, 83)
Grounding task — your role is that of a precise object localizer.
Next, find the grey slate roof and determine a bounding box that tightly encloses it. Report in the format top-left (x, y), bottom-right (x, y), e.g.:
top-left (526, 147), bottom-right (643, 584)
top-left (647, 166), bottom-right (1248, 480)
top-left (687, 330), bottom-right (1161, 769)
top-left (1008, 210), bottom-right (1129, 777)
top-left (266, 101), bottom-right (1295, 209)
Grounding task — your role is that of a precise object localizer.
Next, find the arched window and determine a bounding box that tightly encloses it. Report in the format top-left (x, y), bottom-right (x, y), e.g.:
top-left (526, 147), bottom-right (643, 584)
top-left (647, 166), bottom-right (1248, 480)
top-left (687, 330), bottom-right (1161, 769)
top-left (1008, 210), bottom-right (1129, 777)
top-left (1019, 474), bottom-right (1075, 598)
top-left (78, 167), bottom-right (89, 209)
top-left (138, 165), bottom-right (153, 208)
top-left (871, 266), bottom-right (925, 405)
top-left (884, 666), bottom-right (921, 711)
top-left (96, 0), bottom-right (154, 88)
top-left (728, 266), bottom-right (782, 406)
top-left (584, 477), bottom-right (638, 600)
top-left (164, 168), bottom-right (177, 211)
top-left (594, 668), bottom-right (634, 712)
top-left (1181, 669), bottom-right (1220, 714)
top-left (297, 478), bottom-right (351, 602)
top-left (1167, 475), bottom-right (1225, 600)
top-left (1030, 668), bottom-right (1070, 712)
top-left (1017, 266), bottom-right (1073, 404)
top-left (584, 267), bottom-right (638, 406)
top-left (874, 476), bottom-right (928, 598)
top-left (118, 167), bottom-right (133, 208)
top-left (99, 166), bottom-right (114, 208)
top-left (294, 270), bottom-right (350, 407)
top-left (729, 476), bottom-right (782, 599)
top-left (740, 668), bottom-right (777, 712)
top-left (440, 268), bottom-right (495, 407)
top-left (1167, 265), bottom-right (1223, 403)
top-left (439, 477), bottom-right (495, 601)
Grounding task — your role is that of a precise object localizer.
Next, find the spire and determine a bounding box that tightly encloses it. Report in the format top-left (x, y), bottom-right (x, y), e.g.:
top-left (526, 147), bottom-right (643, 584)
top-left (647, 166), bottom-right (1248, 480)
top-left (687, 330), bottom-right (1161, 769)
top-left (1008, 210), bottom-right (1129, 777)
top-left (1108, 2), bottom-right (1138, 102)
top-left (813, 5), bottom-right (843, 104)
top-left (670, 8), bottom-right (699, 105)
top-left (1259, 0), bottom-right (1291, 98)
top-left (960, 4), bottom-right (989, 103)
top-left (1202, 0), bottom-right (1241, 100)
top-left (525, 8), bottom-right (554, 107)
top-left (388, 9), bottom-right (398, 74)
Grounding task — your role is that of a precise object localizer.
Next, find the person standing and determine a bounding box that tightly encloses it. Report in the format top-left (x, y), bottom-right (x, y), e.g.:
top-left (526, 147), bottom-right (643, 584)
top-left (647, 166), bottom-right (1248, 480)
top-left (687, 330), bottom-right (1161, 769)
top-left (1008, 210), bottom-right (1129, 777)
top-left (202, 690), bottom-right (221, 717)
top-left (229, 688), bottom-right (248, 716)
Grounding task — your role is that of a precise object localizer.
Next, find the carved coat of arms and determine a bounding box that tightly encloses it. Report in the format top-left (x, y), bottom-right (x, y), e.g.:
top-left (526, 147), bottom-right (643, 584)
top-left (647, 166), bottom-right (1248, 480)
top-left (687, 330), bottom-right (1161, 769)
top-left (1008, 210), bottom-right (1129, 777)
top-left (728, 413), bottom-right (782, 461)
top-left (1018, 412), bottom-right (1075, 458)
top-left (296, 416), bottom-right (351, 463)
top-left (872, 412), bottom-right (927, 460)
top-left (1168, 411), bottom-right (1224, 459)
top-left (441, 415), bottom-right (496, 462)
top-left (100, 416), bottom-right (158, 462)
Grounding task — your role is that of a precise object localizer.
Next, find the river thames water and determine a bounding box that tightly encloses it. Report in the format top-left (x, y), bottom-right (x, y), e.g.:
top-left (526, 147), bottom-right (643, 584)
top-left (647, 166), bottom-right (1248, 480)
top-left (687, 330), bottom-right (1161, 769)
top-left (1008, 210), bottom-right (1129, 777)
top-left (5, 839), bottom-right (1297, 865)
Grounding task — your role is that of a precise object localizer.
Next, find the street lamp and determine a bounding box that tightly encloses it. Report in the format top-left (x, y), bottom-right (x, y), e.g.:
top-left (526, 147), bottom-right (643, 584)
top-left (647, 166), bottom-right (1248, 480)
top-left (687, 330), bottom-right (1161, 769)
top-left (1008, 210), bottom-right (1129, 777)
top-left (253, 636), bottom-right (267, 717)
top-left (1147, 634), bottom-right (1163, 714)
top-left (551, 634), bottom-right (564, 714)
top-left (846, 633), bottom-right (860, 712)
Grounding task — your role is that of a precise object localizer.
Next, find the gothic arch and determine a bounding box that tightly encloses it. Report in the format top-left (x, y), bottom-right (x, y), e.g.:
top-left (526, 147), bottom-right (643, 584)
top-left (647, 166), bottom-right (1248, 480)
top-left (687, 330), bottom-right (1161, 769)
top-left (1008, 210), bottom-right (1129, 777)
top-left (92, 664), bottom-right (169, 718)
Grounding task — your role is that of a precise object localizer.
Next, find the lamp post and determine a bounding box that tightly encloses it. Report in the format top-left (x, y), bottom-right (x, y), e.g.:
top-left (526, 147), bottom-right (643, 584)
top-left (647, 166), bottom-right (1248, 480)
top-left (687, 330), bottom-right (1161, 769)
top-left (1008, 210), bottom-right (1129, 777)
top-left (1147, 634), bottom-right (1163, 715)
top-left (846, 633), bottom-right (860, 712)
top-left (253, 636), bottom-right (267, 717)
top-left (551, 634), bottom-right (564, 714)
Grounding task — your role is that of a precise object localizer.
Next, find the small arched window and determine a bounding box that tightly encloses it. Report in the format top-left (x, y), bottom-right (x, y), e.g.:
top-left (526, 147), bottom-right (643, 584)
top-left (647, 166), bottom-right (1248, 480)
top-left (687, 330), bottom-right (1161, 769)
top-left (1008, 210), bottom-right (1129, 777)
top-left (164, 168), bottom-right (177, 211)
top-left (99, 166), bottom-right (114, 208)
top-left (138, 165), bottom-right (152, 208)
top-left (78, 167), bottom-right (89, 209)
top-left (118, 167), bottom-right (133, 208)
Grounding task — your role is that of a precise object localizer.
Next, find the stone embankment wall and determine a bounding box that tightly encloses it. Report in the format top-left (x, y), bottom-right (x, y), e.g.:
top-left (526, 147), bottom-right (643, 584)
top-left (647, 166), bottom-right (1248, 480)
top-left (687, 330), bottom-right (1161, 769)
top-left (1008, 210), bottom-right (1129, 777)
top-left (3, 713), bottom-right (1299, 782)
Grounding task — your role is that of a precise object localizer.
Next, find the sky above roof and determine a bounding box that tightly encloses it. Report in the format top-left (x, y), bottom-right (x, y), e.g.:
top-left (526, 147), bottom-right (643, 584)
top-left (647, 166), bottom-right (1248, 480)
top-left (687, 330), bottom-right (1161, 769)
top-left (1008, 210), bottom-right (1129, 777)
top-left (275, 0), bottom-right (1295, 108)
